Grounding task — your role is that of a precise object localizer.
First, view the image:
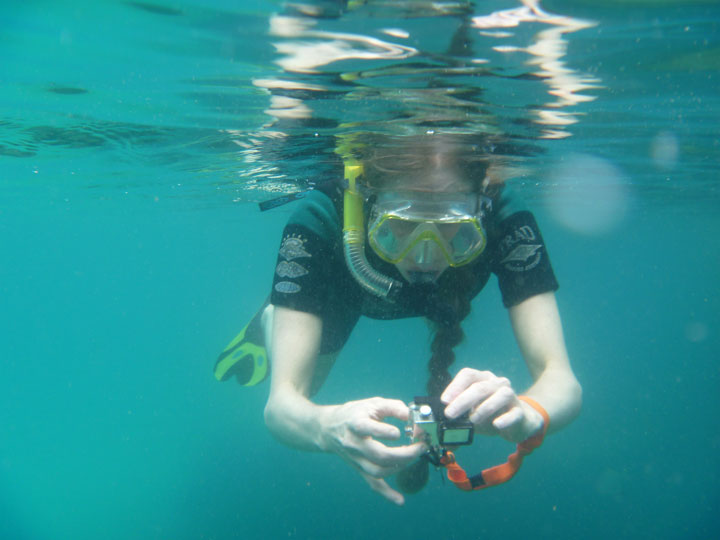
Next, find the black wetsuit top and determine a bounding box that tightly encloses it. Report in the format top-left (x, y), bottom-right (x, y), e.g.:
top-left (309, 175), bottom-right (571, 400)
top-left (270, 184), bottom-right (559, 354)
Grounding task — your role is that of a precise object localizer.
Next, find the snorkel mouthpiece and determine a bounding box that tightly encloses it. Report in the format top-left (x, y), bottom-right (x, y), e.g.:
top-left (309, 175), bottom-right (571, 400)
top-left (342, 162), bottom-right (402, 300)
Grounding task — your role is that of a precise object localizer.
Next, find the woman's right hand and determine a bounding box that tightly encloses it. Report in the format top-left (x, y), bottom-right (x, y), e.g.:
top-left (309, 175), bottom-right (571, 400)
top-left (318, 397), bottom-right (427, 505)
top-left (266, 309), bottom-right (425, 504)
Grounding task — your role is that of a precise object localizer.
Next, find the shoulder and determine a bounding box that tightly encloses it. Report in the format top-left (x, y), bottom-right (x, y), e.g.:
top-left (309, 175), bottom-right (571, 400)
top-left (487, 184), bottom-right (547, 258)
top-left (286, 190), bottom-right (341, 240)
top-left (486, 185), bottom-right (559, 307)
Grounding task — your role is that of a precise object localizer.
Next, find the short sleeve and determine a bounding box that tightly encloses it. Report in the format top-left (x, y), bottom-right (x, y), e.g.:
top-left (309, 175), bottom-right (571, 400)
top-left (490, 210), bottom-right (559, 308)
top-left (270, 191), bottom-right (343, 316)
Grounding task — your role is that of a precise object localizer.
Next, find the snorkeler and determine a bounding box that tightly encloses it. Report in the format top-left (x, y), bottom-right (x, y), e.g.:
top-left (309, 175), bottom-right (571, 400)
top-left (215, 134), bottom-right (581, 505)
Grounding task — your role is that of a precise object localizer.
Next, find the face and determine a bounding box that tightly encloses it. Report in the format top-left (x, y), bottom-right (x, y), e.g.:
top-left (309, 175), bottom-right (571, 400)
top-left (380, 163), bottom-right (472, 195)
top-left (363, 138), bottom-right (490, 284)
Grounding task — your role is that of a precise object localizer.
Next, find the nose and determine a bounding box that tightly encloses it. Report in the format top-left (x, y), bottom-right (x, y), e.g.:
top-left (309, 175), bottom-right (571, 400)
top-left (412, 239), bottom-right (441, 268)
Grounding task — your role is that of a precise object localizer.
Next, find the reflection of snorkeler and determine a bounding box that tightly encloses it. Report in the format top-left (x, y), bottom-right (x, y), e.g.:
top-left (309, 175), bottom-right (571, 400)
top-left (216, 133), bottom-right (582, 505)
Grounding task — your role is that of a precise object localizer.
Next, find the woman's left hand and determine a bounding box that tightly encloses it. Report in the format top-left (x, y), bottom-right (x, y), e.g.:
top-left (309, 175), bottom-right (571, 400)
top-left (440, 368), bottom-right (544, 444)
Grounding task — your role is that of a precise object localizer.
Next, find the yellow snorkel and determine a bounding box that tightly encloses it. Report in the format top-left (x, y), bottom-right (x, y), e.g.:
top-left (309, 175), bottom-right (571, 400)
top-left (342, 160), bottom-right (402, 300)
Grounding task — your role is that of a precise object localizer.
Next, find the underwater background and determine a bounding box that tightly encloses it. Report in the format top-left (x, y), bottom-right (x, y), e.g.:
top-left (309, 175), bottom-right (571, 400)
top-left (1, 1), bottom-right (718, 539)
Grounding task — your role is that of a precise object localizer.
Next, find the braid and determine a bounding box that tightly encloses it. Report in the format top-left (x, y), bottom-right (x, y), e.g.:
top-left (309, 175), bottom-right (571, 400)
top-left (425, 268), bottom-right (473, 397)
top-left (427, 320), bottom-right (464, 397)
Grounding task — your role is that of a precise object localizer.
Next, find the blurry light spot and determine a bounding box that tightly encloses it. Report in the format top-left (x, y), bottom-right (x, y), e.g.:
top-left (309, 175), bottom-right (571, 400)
top-left (684, 321), bottom-right (708, 343)
top-left (651, 131), bottom-right (679, 170)
top-left (547, 154), bottom-right (629, 235)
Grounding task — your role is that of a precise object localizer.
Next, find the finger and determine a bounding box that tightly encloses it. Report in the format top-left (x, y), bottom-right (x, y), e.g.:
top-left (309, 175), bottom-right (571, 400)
top-left (351, 417), bottom-right (402, 440)
top-left (367, 397), bottom-right (412, 422)
top-left (469, 385), bottom-right (516, 426)
top-left (359, 439), bottom-right (427, 468)
top-left (492, 405), bottom-right (524, 431)
top-left (440, 368), bottom-right (494, 405)
top-left (444, 377), bottom-right (510, 419)
top-left (361, 473), bottom-right (405, 506)
top-left (352, 456), bottom-right (403, 479)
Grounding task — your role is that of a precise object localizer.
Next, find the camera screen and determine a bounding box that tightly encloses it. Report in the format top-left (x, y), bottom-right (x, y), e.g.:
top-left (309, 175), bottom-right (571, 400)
top-left (441, 427), bottom-right (473, 445)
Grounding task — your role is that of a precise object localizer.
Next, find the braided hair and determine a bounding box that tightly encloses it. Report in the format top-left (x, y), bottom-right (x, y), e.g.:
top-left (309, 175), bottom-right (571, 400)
top-left (425, 265), bottom-right (475, 397)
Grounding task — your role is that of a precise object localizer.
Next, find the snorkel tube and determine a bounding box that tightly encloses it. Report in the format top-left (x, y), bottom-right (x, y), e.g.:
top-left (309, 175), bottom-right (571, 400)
top-left (343, 161), bottom-right (402, 300)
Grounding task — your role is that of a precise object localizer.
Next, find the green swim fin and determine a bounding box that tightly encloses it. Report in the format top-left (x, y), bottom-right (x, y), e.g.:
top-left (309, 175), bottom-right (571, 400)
top-left (214, 300), bottom-right (269, 386)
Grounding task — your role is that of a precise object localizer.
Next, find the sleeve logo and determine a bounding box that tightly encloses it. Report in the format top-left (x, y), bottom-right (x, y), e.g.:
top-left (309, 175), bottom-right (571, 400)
top-left (500, 225), bottom-right (543, 272)
top-left (278, 235), bottom-right (311, 261)
top-left (276, 260), bottom-right (309, 278)
top-left (275, 234), bottom-right (311, 294)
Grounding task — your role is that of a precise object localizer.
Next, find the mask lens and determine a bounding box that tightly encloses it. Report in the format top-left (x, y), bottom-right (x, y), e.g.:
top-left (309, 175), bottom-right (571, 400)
top-left (372, 220), bottom-right (400, 257)
top-left (388, 218), bottom-right (420, 239)
top-left (447, 222), bottom-right (486, 264)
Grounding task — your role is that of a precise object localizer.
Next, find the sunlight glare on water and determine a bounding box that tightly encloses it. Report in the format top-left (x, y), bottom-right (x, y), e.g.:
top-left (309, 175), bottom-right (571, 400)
top-left (236, 0), bottom-right (601, 198)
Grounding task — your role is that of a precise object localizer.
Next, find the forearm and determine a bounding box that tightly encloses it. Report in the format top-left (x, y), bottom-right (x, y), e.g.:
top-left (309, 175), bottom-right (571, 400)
top-left (509, 292), bottom-right (582, 434)
top-left (264, 384), bottom-right (335, 452)
top-left (263, 306), bottom-right (334, 451)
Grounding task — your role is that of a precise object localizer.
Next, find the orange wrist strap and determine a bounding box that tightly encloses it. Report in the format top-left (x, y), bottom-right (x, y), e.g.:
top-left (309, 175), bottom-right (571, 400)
top-left (441, 396), bottom-right (550, 491)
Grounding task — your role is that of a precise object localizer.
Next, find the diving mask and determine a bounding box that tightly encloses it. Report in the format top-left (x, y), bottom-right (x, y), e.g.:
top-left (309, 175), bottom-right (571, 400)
top-left (367, 192), bottom-right (489, 281)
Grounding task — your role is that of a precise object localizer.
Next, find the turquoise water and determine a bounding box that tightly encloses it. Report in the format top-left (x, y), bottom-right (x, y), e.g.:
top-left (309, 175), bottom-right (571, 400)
top-left (1, 1), bottom-right (719, 539)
